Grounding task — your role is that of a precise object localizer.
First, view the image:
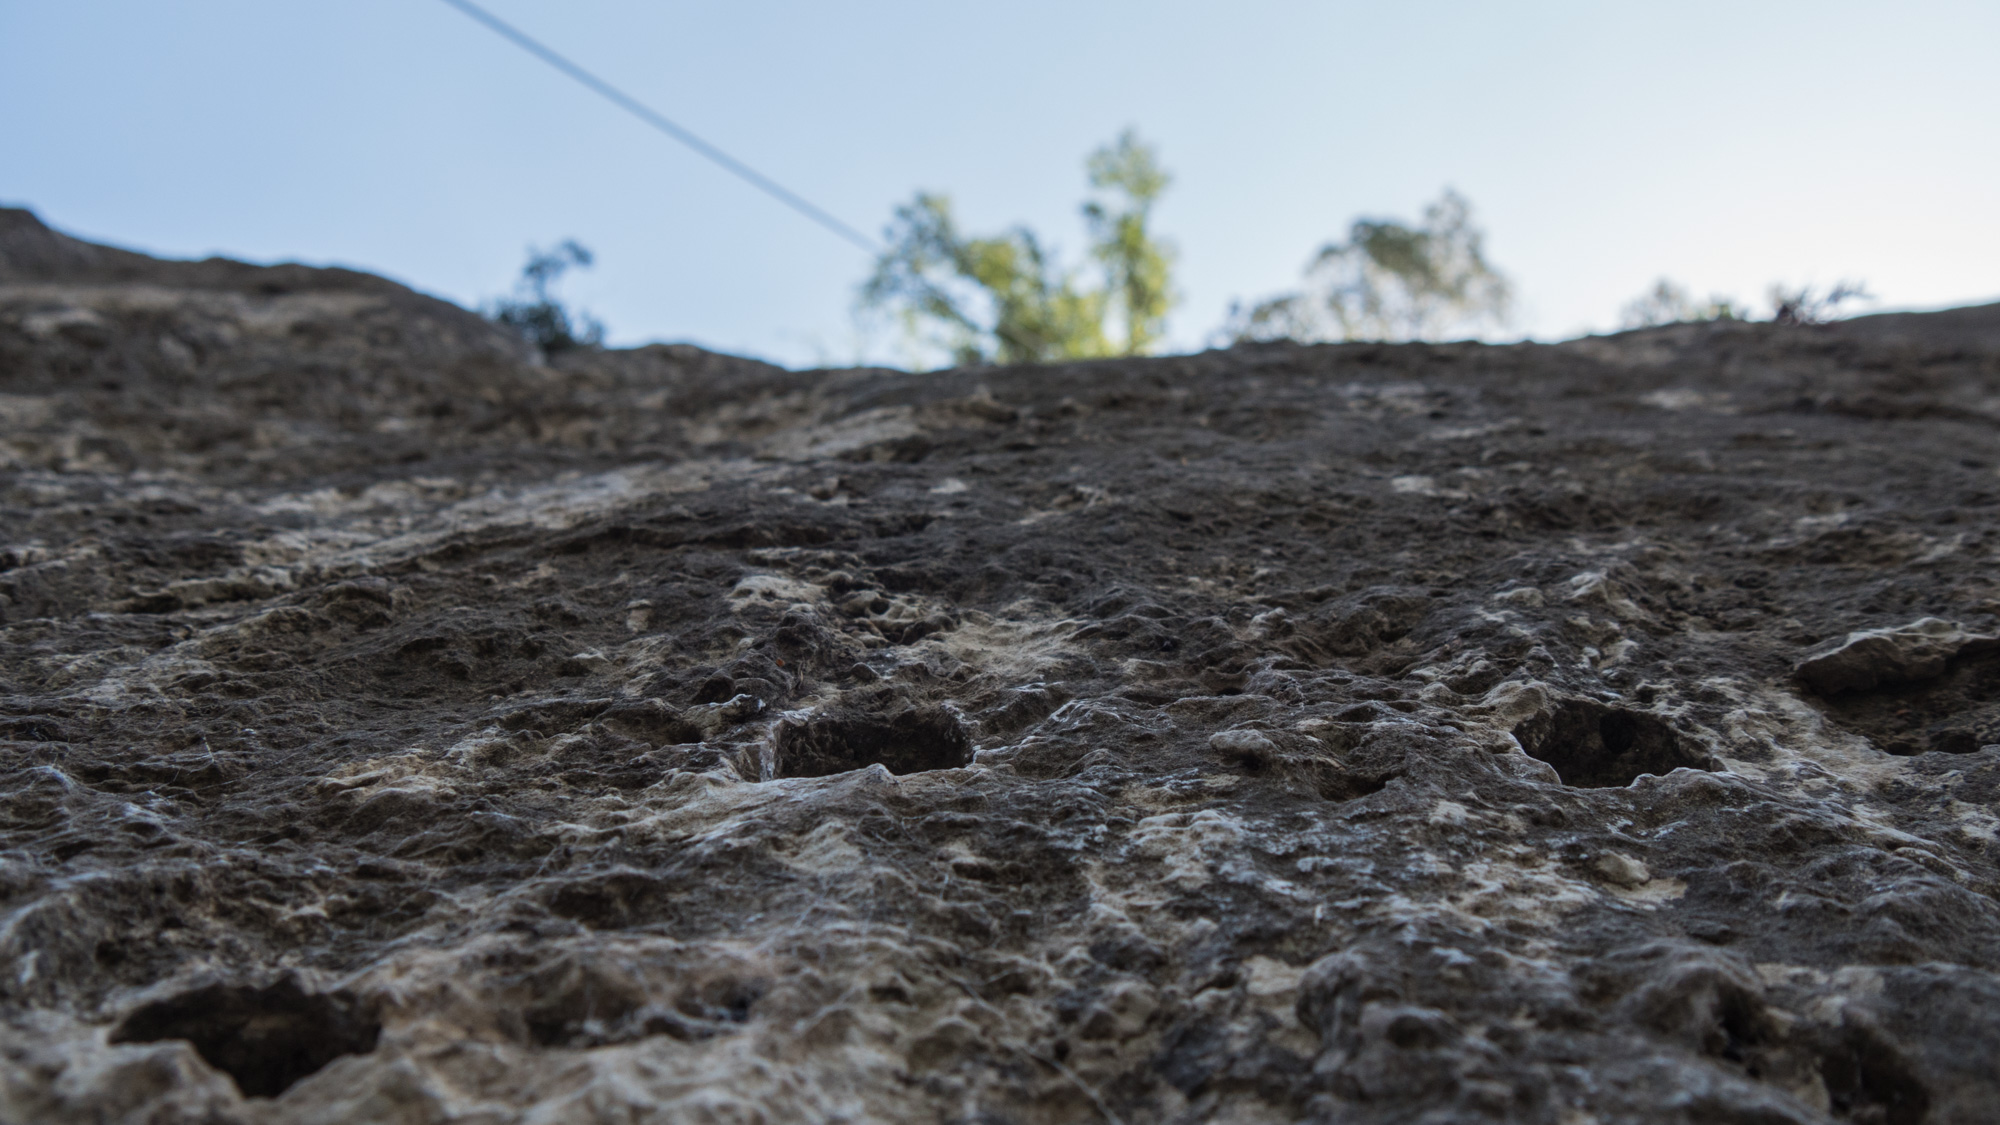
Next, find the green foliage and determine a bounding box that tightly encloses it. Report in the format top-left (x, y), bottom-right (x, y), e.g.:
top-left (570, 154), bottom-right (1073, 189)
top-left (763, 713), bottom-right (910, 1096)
top-left (1084, 130), bottom-right (1175, 356)
top-left (861, 131), bottom-right (1177, 367)
top-left (1229, 189), bottom-right (1512, 343)
top-left (1619, 278), bottom-right (1745, 329)
top-left (488, 240), bottom-right (605, 354)
top-left (860, 194), bottom-right (1107, 366)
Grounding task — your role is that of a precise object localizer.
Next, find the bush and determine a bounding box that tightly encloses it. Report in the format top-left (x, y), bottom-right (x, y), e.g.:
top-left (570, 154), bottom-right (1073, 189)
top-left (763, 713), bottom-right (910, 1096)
top-left (1619, 278), bottom-right (1871, 330)
top-left (1619, 279), bottom-right (1744, 329)
top-left (1227, 188), bottom-right (1512, 344)
top-left (1769, 280), bottom-right (1871, 325)
top-left (487, 240), bottom-right (605, 354)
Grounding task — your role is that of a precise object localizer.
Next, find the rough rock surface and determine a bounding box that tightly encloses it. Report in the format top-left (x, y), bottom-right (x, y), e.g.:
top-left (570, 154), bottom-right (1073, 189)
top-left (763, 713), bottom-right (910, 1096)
top-left (3, 205), bottom-right (2000, 1123)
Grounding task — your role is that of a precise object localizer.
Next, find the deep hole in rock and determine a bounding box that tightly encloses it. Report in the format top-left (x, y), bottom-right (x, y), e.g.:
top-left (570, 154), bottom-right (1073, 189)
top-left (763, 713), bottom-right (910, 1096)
top-left (519, 966), bottom-right (644, 1047)
top-left (773, 707), bottom-right (972, 778)
top-left (1513, 699), bottom-right (1714, 788)
top-left (1817, 651), bottom-right (2000, 756)
top-left (109, 978), bottom-right (380, 1098)
top-left (1818, 1024), bottom-right (1930, 1125)
top-left (549, 871), bottom-right (670, 929)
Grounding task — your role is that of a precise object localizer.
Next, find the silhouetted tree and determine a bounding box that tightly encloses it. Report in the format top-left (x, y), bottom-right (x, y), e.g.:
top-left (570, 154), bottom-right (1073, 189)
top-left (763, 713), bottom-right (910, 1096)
top-left (1769, 280), bottom-right (1871, 325)
top-left (488, 240), bottom-right (605, 354)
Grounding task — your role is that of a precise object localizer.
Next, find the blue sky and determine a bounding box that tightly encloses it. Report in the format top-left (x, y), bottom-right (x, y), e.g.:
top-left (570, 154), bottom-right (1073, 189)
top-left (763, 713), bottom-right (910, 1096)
top-left (5, 1), bottom-right (1996, 367)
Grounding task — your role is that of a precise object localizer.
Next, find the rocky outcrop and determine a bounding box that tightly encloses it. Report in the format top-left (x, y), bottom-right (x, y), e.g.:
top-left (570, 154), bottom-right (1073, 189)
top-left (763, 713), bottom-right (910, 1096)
top-left (3, 207), bottom-right (2000, 1122)
top-left (1796, 618), bottom-right (2000, 696)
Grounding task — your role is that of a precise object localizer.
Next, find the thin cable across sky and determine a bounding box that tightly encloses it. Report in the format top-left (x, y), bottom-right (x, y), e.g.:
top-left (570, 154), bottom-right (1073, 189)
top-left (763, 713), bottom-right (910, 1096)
top-left (434, 0), bottom-right (880, 255)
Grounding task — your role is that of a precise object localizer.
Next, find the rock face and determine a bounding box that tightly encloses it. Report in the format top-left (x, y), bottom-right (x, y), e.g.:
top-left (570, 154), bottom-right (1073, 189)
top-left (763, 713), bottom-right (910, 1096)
top-left (1795, 619), bottom-right (2000, 698)
top-left (2, 205), bottom-right (2000, 1123)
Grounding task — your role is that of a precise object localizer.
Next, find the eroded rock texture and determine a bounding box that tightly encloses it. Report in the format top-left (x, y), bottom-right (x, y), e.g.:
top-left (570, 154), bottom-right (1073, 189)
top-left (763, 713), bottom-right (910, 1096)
top-left (3, 206), bottom-right (2000, 1123)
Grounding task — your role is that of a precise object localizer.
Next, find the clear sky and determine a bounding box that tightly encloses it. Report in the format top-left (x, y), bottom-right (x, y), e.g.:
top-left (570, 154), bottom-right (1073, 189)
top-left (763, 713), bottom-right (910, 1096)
top-left (5, 1), bottom-right (1996, 368)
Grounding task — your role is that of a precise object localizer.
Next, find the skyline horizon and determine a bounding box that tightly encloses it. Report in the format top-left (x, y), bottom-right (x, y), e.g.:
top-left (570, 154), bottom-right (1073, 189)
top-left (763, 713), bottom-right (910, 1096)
top-left (11, 198), bottom-right (1988, 373)
top-left (6, 1), bottom-right (1995, 368)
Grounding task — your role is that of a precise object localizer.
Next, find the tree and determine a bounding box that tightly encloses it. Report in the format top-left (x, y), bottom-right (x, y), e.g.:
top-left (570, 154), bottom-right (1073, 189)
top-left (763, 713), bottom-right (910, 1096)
top-left (860, 194), bottom-right (1106, 367)
top-left (1084, 130), bottom-right (1176, 356)
top-left (1619, 278), bottom-right (1744, 329)
top-left (1768, 280), bottom-right (1871, 325)
top-left (488, 240), bottom-right (605, 354)
top-left (861, 131), bottom-right (1178, 367)
top-left (1229, 188), bottom-right (1511, 344)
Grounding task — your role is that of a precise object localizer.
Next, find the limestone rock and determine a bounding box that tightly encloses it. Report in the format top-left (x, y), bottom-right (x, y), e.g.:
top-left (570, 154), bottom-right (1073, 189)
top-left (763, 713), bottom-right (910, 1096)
top-left (1796, 617), bottom-right (2000, 696)
top-left (4, 207), bottom-right (2000, 1122)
